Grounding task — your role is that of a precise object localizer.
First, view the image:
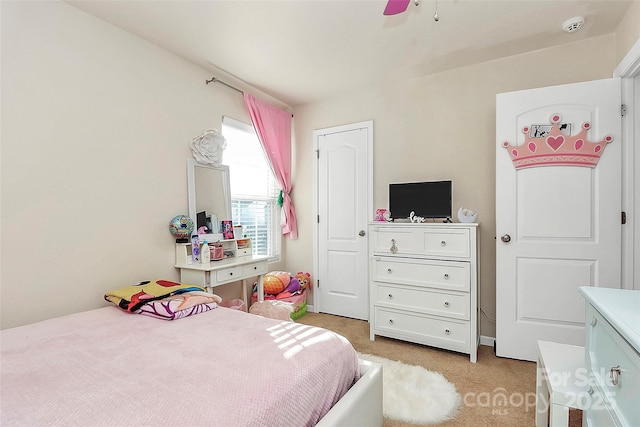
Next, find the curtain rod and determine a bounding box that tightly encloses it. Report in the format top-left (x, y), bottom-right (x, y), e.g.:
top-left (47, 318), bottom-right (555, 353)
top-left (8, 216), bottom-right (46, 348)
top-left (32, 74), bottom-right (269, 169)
top-left (205, 77), bottom-right (244, 94)
top-left (206, 76), bottom-right (294, 118)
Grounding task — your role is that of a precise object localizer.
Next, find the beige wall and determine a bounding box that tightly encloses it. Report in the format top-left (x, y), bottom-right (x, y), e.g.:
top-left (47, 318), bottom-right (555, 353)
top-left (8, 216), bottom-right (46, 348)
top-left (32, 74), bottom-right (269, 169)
top-left (290, 35), bottom-right (618, 338)
top-left (615, 0), bottom-right (640, 64)
top-left (0, 1), bottom-right (285, 328)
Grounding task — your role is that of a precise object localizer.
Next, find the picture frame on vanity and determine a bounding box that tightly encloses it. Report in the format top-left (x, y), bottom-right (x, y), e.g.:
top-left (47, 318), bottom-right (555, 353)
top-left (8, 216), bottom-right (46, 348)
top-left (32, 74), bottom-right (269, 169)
top-left (221, 220), bottom-right (234, 240)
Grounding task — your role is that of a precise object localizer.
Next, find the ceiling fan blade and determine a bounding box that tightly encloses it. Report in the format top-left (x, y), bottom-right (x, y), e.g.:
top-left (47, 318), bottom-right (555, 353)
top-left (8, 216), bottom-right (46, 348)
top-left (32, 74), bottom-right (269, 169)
top-left (383, 0), bottom-right (411, 15)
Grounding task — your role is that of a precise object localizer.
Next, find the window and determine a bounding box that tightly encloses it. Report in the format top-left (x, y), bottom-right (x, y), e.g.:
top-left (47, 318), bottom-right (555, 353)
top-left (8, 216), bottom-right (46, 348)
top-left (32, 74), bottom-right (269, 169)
top-left (222, 117), bottom-right (281, 260)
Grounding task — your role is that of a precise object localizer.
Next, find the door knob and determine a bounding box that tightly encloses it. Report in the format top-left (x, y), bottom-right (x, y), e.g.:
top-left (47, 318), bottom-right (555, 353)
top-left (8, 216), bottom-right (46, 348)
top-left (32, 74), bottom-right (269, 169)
top-left (359, 230), bottom-right (366, 237)
top-left (501, 234), bottom-right (511, 243)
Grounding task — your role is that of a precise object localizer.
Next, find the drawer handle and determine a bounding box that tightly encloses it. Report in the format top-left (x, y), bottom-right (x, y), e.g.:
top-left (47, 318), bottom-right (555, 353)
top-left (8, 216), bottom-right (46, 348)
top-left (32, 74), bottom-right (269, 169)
top-left (388, 294), bottom-right (393, 299)
top-left (591, 317), bottom-right (597, 327)
top-left (388, 319), bottom-right (394, 325)
top-left (610, 365), bottom-right (621, 385)
top-left (444, 301), bottom-right (450, 307)
top-left (390, 239), bottom-right (398, 254)
top-left (253, 266), bottom-right (257, 270)
top-left (441, 240), bottom-right (447, 246)
top-left (588, 386), bottom-right (594, 396)
top-left (229, 272), bottom-right (233, 276)
top-left (387, 268), bottom-right (392, 273)
top-left (444, 328), bottom-right (451, 335)
top-left (444, 273), bottom-right (449, 279)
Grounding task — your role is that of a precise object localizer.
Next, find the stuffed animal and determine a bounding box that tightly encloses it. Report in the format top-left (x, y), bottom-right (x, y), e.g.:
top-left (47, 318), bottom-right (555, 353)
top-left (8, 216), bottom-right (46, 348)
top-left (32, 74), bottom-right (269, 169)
top-left (284, 277), bottom-right (300, 294)
top-left (295, 272), bottom-right (312, 292)
top-left (275, 277), bottom-right (300, 300)
top-left (263, 271), bottom-right (290, 295)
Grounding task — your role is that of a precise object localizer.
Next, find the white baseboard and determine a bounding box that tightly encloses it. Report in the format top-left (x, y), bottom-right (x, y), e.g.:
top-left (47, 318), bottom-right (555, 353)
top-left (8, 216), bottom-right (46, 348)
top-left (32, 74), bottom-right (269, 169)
top-left (480, 335), bottom-right (495, 347)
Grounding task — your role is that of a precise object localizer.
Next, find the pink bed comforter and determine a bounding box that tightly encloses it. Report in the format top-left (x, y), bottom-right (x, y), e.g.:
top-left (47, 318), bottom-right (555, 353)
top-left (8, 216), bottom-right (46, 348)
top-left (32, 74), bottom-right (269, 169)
top-left (1, 307), bottom-right (359, 426)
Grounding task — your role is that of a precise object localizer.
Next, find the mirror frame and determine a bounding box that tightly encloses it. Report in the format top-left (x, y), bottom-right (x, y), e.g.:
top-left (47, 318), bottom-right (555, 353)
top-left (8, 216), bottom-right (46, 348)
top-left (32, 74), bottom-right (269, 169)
top-left (187, 159), bottom-right (232, 234)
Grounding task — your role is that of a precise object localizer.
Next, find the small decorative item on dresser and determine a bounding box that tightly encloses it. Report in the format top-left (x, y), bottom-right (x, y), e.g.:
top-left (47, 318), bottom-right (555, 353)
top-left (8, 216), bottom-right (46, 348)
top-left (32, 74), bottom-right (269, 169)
top-left (457, 207), bottom-right (478, 223)
top-left (191, 234), bottom-right (200, 263)
top-left (409, 211), bottom-right (426, 223)
top-left (374, 209), bottom-right (391, 222)
top-left (210, 243), bottom-right (224, 260)
top-left (169, 215), bottom-right (194, 243)
top-left (221, 220), bottom-right (234, 240)
top-left (200, 241), bottom-right (211, 263)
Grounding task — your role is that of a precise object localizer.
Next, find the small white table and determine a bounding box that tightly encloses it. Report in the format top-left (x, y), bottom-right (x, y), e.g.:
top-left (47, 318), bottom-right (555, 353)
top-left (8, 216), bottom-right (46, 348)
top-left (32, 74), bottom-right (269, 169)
top-left (536, 340), bottom-right (587, 427)
top-left (175, 255), bottom-right (269, 311)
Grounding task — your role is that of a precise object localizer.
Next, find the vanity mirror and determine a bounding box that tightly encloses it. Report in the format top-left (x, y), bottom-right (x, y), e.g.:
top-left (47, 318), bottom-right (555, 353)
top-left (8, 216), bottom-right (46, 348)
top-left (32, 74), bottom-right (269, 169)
top-left (187, 159), bottom-right (231, 236)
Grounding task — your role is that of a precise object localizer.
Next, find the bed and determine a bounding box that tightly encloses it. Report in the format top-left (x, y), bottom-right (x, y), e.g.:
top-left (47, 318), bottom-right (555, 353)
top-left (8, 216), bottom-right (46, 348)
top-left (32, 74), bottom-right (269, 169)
top-left (1, 305), bottom-right (382, 426)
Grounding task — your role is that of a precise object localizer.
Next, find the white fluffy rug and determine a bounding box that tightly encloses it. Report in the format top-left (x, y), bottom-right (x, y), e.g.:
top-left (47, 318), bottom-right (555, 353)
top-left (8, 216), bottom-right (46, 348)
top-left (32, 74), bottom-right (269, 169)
top-left (358, 353), bottom-right (461, 424)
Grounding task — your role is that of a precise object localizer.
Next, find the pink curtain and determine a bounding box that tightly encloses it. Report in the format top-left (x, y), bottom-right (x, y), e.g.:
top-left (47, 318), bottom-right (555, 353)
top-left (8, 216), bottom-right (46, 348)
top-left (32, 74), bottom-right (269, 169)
top-left (243, 93), bottom-right (298, 239)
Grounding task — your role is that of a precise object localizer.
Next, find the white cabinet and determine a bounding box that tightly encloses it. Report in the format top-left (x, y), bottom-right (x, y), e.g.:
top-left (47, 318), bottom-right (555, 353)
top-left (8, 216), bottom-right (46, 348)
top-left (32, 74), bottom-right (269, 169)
top-left (579, 287), bottom-right (640, 427)
top-left (369, 223), bottom-right (479, 362)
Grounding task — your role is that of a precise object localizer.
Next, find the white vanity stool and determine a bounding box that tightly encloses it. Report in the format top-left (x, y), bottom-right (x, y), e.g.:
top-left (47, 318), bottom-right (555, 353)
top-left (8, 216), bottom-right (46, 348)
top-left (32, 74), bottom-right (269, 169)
top-left (536, 340), bottom-right (587, 427)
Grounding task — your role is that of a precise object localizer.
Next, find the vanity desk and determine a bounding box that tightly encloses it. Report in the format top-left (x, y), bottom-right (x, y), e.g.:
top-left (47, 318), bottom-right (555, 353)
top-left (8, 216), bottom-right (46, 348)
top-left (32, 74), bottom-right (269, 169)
top-left (579, 286), bottom-right (640, 427)
top-left (180, 159), bottom-right (270, 311)
top-left (175, 253), bottom-right (268, 311)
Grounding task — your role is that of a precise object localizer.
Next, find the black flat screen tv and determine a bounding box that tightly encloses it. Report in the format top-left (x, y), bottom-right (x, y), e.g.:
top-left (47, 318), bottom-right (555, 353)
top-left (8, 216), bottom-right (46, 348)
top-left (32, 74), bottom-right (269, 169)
top-left (389, 180), bottom-right (452, 220)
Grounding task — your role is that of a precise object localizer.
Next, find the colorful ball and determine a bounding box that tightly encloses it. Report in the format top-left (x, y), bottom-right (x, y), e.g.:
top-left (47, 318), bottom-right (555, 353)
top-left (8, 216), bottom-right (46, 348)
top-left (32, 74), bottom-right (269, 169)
top-left (263, 271), bottom-right (290, 295)
top-left (169, 215), bottom-right (194, 242)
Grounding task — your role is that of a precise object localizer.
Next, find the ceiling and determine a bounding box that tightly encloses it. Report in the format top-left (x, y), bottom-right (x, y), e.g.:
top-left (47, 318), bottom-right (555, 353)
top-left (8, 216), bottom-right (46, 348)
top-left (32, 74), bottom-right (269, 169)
top-left (67, 0), bottom-right (634, 106)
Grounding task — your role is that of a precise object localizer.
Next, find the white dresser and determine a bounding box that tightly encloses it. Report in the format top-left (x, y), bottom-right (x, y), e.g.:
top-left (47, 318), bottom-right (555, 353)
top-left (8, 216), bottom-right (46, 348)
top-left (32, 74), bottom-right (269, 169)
top-left (579, 287), bottom-right (640, 427)
top-left (368, 223), bottom-right (479, 362)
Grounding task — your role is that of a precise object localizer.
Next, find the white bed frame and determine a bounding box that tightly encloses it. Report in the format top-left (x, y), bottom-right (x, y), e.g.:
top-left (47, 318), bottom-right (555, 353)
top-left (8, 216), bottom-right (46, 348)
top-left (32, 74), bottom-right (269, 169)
top-left (316, 359), bottom-right (383, 427)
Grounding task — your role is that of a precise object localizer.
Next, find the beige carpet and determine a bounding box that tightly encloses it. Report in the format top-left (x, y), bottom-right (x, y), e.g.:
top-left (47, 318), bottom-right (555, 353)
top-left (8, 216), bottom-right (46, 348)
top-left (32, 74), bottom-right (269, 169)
top-left (298, 312), bottom-right (583, 426)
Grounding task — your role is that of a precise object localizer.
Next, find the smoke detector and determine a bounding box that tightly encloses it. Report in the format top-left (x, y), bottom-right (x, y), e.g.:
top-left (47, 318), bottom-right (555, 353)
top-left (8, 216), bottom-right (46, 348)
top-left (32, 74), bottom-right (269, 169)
top-left (562, 16), bottom-right (584, 33)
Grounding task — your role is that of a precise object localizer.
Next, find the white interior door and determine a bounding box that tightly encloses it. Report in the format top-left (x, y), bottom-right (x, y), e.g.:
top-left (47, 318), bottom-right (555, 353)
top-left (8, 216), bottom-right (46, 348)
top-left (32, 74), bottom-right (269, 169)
top-left (314, 121), bottom-right (372, 320)
top-left (496, 78), bottom-right (622, 361)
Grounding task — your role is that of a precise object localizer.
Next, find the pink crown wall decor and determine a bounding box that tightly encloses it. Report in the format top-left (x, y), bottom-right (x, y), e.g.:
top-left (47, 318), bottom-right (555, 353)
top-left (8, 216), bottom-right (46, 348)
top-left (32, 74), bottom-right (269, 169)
top-left (502, 114), bottom-right (613, 170)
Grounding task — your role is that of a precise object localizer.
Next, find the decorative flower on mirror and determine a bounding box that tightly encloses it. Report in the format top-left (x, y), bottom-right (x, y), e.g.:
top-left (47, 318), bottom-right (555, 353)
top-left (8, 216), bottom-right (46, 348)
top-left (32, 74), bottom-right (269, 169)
top-left (190, 129), bottom-right (227, 167)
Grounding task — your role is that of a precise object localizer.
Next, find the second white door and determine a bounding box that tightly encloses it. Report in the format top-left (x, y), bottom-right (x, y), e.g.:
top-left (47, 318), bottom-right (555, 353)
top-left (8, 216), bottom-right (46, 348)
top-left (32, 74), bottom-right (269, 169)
top-left (496, 78), bottom-right (622, 361)
top-left (314, 121), bottom-right (372, 320)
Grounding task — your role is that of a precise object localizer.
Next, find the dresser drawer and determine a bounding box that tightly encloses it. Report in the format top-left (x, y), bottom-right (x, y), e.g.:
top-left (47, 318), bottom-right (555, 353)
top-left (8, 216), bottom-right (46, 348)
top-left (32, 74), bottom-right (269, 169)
top-left (583, 383), bottom-right (617, 427)
top-left (371, 227), bottom-right (414, 255)
top-left (215, 266), bottom-right (244, 284)
top-left (374, 307), bottom-right (470, 352)
top-left (375, 284), bottom-right (469, 320)
top-left (372, 257), bottom-right (469, 292)
top-left (586, 303), bottom-right (640, 426)
top-left (421, 229), bottom-right (470, 258)
top-left (237, 248), bottom-right (252, 257)
top-left (242, 261), bottom-right (268, 277)
top-left (371, 226), bottom-right (470, 258)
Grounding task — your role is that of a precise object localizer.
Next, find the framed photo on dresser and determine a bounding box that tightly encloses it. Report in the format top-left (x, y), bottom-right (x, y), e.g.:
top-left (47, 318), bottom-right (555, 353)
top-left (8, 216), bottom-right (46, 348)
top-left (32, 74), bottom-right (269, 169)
top-left (221, 220), bottom-right (234, 240)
